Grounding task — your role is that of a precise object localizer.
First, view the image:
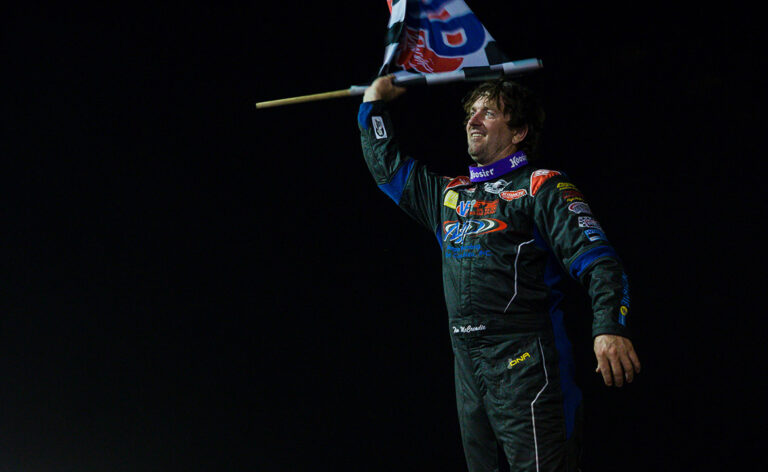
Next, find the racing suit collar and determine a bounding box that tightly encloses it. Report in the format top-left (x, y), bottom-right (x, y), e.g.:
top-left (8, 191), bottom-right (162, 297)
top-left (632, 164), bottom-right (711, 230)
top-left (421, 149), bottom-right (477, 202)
top-left (468, 151), bottom-right (528, 182)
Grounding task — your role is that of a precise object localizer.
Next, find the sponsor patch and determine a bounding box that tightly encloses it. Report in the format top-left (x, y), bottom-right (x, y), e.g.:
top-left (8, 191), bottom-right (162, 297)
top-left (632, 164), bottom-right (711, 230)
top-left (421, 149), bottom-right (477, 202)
top-left (483, 179), bottom-right (509, 195)
top-left (457, 200), bottom-right (473, 216)
top-left (445, 244), bottom-right (491, 259)
top-left (557, 182), bottom-right (578, 191)
top-left (468, 151), bottom-right (528, 183)
top-left (507, 352), bottom-right (531, 369)
top-left (469, 167), bottom-right (496, 181)
top-left (508, 153), bottom-right (527, 168)
top-left (568, 202), bottom-right (592, 215)
top-left (443, 218), bottom-right (507, 244)
top-left (372, 116), bottom-right (387, 139)
top-left (561, 190), bottom-right (585, 202)
top-left (584, 228), bottom-right (608, 242)
top-left (500, 189), bottom-right (527, 201)
top-left (457, 199), bottom-right (498, 217)
top-left (620, 273), bottom-right (630, 326)
top-left (444, 190), bottom-right (459, 209)
top-left (578, 216), bottom-right (603, 230)
top-left (530, 169), bottom-right (561, 196)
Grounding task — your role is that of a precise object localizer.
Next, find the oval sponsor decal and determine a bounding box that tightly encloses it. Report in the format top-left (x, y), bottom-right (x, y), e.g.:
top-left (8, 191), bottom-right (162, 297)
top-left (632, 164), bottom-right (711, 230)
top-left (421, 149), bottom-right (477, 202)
top-left (443, 218), bottom-right (508, 244)
top-left (568, 202), bottom-right (592, 214)
top-left (500, 189), bottom-right (527, 201)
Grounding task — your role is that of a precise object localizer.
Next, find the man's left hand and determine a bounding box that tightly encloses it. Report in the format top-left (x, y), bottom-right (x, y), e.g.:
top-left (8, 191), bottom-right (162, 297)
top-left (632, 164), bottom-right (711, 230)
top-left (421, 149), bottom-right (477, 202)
top-left (593, 334), bottom-right (641, 387)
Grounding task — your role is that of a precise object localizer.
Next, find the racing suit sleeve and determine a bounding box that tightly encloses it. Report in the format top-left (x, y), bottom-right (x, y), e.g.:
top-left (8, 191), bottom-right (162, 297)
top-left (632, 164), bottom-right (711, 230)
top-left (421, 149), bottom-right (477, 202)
top-left (358, 100), bottom-right (446, 238)
top-left (532, 174), bottom-right (633, 339)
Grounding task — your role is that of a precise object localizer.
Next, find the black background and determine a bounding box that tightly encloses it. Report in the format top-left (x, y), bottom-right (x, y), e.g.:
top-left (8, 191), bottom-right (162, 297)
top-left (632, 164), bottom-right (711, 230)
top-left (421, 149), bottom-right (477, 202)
top-left (3, 2), bottom-right (765, 471)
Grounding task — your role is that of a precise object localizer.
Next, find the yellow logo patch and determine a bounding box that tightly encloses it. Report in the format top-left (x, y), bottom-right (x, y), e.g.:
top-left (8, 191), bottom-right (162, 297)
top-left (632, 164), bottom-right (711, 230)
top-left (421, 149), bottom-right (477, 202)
top-left (507, 352), bottom-right (531, 369)
top-left (444, 190), bottom-right (459, 209)
top-left (557, 182), bottom-right (579, 191)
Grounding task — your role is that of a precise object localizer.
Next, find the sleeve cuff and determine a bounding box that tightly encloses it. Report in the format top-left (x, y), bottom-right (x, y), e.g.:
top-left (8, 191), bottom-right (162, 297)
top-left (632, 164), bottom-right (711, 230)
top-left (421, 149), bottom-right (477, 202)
top-left (358, 100), bottom-right (388, 129)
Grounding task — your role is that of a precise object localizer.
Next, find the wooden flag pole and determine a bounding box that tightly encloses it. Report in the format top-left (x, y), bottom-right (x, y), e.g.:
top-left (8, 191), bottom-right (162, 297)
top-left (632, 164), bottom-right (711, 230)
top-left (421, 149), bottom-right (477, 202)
top-left (255, 86), bottom-right (368, 109)
top-left (254, 59), bottom-right (541, 109)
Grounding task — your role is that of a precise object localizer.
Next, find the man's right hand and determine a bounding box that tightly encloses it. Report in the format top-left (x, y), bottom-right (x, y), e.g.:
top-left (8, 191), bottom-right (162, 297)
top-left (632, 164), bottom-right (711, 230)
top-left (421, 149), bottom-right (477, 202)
top-left (363, 75), bottom-right (407, 103)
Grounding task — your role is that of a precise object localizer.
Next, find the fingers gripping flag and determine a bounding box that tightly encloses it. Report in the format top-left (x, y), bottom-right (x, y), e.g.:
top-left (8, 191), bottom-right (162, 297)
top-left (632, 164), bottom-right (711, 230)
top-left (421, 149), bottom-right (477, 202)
top-left (380, 0), bottom-right (541, 85)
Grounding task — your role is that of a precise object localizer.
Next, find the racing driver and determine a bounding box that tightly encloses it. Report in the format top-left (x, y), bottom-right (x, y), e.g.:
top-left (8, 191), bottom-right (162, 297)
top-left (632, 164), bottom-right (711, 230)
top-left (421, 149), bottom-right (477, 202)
top-left (356, 75), bottom-right (641, 472)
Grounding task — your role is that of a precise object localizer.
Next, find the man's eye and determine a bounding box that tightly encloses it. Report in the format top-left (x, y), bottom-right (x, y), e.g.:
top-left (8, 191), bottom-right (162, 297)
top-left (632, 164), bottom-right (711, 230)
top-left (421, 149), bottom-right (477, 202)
top-left (485, 110), bottom-right (496, 118)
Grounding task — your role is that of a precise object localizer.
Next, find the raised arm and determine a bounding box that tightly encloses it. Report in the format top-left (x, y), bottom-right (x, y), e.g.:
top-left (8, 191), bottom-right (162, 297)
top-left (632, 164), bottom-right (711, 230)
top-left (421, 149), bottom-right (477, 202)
top-left (357, 76), bottom-right (446, 239)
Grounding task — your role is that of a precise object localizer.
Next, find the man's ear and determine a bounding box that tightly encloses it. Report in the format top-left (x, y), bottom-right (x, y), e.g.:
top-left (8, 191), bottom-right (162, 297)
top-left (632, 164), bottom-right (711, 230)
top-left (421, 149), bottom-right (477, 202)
top-left (512, 124), bottom-right (529, 144)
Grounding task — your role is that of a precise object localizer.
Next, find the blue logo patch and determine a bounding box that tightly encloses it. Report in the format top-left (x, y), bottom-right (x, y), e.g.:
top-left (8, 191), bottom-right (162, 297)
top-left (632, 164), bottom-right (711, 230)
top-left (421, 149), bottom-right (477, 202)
top-left (445, 244), bottom-right (491, 259)
top-left (443, 219), bottom-right (507, 245)
top-left (619, 273), bottom-right (630, 326)
top-left (457, 200), bottom-right (474, 217)
top-left (621, 273), bottom-right (631, 308)
top-left (584, 228), bottom-right (608, 242)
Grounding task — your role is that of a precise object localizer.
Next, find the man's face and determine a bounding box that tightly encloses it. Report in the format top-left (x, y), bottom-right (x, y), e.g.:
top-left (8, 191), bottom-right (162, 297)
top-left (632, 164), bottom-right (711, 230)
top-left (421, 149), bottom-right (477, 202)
top-left (466, 95), bottom-right (518, 166)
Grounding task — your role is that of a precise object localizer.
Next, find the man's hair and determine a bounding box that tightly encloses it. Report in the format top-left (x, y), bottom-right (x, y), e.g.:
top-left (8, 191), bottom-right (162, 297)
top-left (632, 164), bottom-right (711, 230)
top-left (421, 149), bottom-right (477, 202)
top-left (463, 79), bottom-right (545, 159)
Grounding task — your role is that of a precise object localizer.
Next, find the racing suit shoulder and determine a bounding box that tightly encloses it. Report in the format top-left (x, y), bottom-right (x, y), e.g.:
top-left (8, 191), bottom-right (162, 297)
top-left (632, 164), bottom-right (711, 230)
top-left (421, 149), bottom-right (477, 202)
top-left (358, 100), bottom-right (448, 237)
top-left (530, 168), bottom-right (632, 338)
top-left (528, 168), bottom-right (565, 197)
top-left (444, 175), bottom-right (473, 192)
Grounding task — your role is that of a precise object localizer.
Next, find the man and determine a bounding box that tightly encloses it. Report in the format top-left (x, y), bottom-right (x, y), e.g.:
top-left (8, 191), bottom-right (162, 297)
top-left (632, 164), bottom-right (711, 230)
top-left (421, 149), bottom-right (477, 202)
top-left (357, 76), bottom-right (641, 471)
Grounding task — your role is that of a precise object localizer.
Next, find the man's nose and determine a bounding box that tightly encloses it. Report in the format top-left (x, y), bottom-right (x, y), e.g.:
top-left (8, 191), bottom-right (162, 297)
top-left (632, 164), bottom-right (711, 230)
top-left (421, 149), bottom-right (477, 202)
top-left (468, 111), bottom-right (483, 126)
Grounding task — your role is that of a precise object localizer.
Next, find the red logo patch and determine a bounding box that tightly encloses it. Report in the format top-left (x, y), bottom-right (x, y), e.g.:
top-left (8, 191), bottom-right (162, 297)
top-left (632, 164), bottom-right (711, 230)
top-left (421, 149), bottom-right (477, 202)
top-left (500, 189), bottom-right (528, 201)
top-left (530, 169), bottom-right (561, 196)
top-left (445, 176), bottom-right (472, 191)
top-left (561, 190), bottom-right (585, 202)
top-left (457, 200), bottom-right (499, 216)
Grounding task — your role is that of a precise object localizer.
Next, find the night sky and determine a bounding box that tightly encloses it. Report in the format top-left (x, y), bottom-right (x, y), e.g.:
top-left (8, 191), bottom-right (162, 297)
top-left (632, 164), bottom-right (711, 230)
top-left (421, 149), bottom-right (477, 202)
top-left (3, 2), bottom-right (764, 471)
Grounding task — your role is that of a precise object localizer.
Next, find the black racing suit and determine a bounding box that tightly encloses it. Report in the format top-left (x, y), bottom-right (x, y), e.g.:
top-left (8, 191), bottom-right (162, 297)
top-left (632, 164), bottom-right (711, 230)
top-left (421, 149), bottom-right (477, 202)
top-left (358, 100), bottom-right (632, 472)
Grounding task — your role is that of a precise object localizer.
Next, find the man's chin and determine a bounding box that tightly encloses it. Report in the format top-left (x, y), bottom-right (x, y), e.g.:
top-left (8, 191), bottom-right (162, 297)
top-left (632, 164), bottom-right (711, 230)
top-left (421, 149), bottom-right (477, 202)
top-left (468, 148), bottom-right (484, 164)
top-left (468, 152), bottom-right (489, 166)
